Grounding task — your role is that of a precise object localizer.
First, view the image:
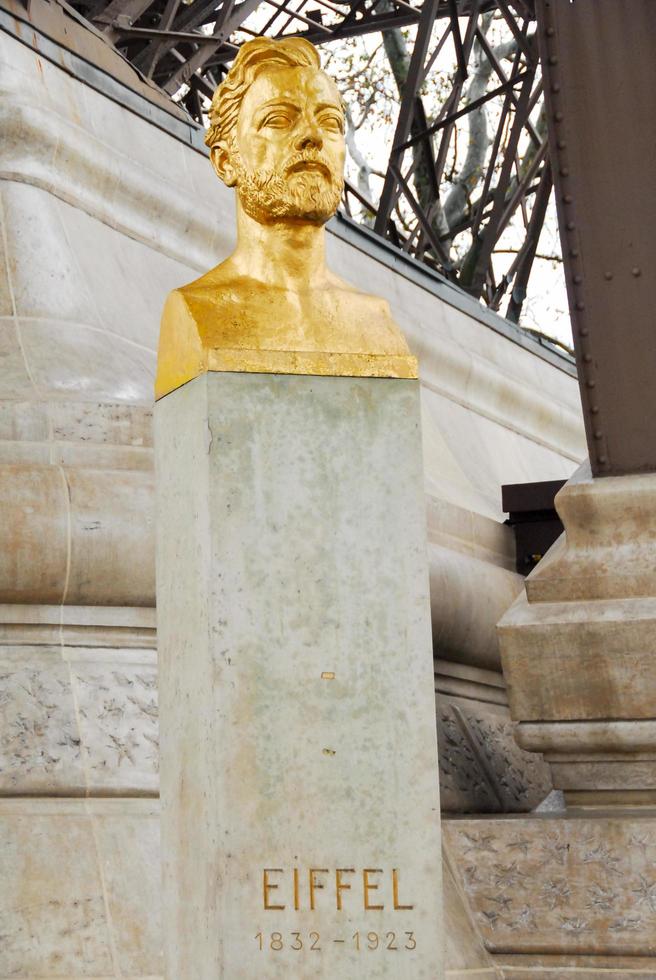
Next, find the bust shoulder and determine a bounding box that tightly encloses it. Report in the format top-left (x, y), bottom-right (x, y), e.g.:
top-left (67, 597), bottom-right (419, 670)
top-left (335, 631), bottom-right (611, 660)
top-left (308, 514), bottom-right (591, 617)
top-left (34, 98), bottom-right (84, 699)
top-left (155, 262), bottom-right (417, 399)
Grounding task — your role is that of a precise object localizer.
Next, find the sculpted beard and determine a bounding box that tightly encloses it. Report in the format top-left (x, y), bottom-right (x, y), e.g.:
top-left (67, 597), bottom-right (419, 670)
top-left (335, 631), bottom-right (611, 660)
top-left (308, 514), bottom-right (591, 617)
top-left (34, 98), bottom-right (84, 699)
top-left (233, 150), bottom-right (343, 225)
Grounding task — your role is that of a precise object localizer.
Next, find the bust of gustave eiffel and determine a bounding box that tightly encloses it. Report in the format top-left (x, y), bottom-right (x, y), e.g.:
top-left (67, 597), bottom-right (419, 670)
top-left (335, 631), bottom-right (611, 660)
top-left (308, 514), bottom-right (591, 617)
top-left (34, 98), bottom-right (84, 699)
top-left (155, 36), bottom-right (416, 399)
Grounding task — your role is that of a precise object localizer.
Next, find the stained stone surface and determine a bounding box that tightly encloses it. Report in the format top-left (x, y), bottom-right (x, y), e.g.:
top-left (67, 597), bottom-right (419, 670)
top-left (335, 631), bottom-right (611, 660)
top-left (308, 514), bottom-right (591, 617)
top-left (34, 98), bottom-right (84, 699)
top-left (0, 798), bottom-right (163, 978)
top-left (444, 813), bottom-right (656, 956)
top-left (156, 372), bottom-right (443, 979)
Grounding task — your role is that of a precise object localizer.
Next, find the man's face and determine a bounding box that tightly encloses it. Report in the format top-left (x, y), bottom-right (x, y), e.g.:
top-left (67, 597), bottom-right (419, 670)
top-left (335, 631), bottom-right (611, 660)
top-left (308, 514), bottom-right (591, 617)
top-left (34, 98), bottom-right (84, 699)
top-left (228, 65), bottom-right (345, 225)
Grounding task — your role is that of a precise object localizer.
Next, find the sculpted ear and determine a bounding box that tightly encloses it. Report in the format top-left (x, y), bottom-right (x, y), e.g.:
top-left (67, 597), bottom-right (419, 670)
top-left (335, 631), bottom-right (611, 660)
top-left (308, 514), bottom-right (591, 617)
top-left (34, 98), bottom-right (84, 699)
top-left (210, 141), bottom-right (238, 187)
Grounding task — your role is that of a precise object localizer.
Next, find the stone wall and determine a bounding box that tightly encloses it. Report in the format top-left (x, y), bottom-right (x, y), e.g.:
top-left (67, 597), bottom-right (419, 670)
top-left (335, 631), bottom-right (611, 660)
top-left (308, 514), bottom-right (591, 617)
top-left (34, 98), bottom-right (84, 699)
top-left (0, 8), bottom-right (585, 977)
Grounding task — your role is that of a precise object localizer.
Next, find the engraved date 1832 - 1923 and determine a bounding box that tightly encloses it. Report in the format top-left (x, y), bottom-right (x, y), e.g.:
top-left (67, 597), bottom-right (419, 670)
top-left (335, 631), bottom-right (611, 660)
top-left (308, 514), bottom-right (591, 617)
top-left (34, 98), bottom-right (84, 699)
top-left (255, 931), bottom-right (417, 952)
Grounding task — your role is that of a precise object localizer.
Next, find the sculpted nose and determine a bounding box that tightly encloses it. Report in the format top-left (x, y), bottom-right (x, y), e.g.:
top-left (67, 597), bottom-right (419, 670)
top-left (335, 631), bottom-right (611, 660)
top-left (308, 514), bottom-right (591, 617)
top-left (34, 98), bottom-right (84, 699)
top-left (295, 120), bottom-right (323, 152)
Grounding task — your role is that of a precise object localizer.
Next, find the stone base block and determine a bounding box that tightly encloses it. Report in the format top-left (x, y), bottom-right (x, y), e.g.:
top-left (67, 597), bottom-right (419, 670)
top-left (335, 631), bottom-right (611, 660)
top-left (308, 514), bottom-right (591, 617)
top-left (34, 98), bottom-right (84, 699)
top-left (499, 593), bottom-right (656, 723)
top-left (156, 373), bottom-right (443, 978)
top-left (498, 464), bottom-right (656, 801)
top-left (490, 954), bottom-right (656, 978)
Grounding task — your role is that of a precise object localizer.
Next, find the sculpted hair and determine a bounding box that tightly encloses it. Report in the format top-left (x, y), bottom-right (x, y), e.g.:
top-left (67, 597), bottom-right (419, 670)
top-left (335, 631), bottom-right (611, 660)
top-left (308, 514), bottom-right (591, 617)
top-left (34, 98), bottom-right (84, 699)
top-left (205, 37), bottom-right (321, 149)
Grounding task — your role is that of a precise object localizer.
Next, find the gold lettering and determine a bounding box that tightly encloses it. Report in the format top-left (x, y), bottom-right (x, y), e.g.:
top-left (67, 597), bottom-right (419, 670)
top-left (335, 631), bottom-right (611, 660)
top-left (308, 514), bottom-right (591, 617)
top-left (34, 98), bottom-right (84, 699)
top-left (335, 868), bottom-right (354, 910)
top-left (392, 868), bottom-right (414, 910)
top-left (293, 868), bottom-right (300, 911)
top-left (363, 869), bottom-right (384, 910)
top-left (263, 869), bottom-right (285, 910)
top-left (309, 868), bottom-right (328, 911)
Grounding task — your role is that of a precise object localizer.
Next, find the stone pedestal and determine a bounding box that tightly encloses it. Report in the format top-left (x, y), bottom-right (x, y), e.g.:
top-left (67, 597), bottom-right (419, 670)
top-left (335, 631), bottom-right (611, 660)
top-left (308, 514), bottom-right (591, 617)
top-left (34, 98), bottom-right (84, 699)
top-left (499, 462), bottom-right (656, 806)
top-left (155, 372), bottom-right (443, 978)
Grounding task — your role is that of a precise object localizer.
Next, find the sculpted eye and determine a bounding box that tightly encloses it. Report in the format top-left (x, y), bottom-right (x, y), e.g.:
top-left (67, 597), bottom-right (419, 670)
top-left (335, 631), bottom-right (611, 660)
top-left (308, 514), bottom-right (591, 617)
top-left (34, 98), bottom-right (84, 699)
top-left (319, 113), bottom-right (344, 133)
top-left (263, 113), bottom-right (291, 128)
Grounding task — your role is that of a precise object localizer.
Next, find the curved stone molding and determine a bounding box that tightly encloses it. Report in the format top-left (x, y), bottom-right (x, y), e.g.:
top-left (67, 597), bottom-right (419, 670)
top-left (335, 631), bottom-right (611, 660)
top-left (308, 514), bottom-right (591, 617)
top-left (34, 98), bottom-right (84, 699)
top-left (0, 100), bottom-right (229, 272)
top-left (0, 460), bottom-right (519, 637)
top-left (517, 720), bottom-right (656, 755)
top-left (0, 604), bottom-right (157, 796)
top-left (0, 464), bottom-right (154, 605)
top-left (413, 331), bottom-right (584, 465)
top-left (430, 543), bottom-right (522, 671)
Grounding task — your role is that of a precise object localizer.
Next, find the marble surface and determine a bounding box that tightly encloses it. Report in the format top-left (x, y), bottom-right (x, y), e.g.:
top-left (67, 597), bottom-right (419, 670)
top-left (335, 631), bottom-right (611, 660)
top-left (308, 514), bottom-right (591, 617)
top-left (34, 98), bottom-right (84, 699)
top-left (156, 373), bottom-right (443, 978)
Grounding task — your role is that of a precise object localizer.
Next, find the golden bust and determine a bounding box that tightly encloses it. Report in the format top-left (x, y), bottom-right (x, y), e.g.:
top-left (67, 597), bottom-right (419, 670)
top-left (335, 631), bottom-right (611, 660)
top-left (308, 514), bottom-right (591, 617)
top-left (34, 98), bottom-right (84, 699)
top-left (155, 37), bottom-right (416, 399)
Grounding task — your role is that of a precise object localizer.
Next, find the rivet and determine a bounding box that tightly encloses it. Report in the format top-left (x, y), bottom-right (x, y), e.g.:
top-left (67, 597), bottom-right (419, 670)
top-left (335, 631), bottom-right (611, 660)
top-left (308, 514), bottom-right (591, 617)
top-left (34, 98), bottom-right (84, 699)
top-left (575, 301), bottom-right (585, 310)
top-left (561, 167), bottom-right (570, 177)
top-left (573, 274), bottom-right (582, 283)
top-left (583, 353), bottom-right (592, 363)
top-left (567, 221), bottom-right (575, 231)
top-left (590, 405), bottom-right (600, 414)
top-left (563, 194), bottom-right (573, 204)
top-left (546, 26), bottom-right (555, 36)
top-left (557, 139), bottom-right (567, 150)
top-left (598, 455), bottom-right (608, 464)
top-left (554, 111), bottom-right (564, 122)
top-left (586, 379), bottom-right (596, 388)
top-left (604, 271), bottom-right (613, 280)
top-left (580, 327), bottom-right (589, 337)
top-left (552, 83), bottom-right (561, 93)
top-left (594, 431), bottom-right (603, 440)
top-left (632, 267), bottom-right (642, 277)
top-left (571, 248), bottom-right (580, 257)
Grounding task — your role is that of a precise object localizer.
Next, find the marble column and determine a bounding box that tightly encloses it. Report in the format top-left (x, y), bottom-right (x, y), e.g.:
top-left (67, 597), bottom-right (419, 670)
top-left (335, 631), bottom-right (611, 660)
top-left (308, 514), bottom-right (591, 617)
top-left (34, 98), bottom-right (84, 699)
top-left (155, 370), bottom-right (443, 978)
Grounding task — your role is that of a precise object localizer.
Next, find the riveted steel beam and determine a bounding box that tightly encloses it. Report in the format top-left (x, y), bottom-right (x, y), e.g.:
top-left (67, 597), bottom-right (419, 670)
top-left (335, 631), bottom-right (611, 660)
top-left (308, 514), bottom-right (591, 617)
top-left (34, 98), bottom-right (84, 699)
top-left (537, 0), bottom-right (656, 475)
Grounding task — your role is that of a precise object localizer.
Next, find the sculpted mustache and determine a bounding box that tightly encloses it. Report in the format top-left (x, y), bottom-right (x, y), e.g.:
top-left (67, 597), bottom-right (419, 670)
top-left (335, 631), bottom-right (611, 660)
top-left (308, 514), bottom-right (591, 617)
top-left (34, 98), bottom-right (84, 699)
top-left (284, 152), bottom-right (333, 176)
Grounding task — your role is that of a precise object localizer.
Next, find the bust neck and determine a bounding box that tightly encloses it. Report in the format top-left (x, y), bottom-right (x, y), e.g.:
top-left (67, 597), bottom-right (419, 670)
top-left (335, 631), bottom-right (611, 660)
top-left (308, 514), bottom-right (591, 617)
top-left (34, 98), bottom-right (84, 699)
top-left (230, 203), bottom-right (329, 291)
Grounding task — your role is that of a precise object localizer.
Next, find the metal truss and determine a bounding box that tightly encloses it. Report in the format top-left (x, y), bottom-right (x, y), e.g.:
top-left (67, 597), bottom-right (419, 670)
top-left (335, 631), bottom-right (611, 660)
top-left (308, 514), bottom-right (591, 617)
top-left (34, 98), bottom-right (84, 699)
top-left (67, 0), bottom-right (551, 322)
